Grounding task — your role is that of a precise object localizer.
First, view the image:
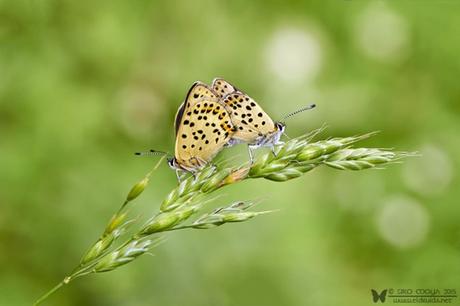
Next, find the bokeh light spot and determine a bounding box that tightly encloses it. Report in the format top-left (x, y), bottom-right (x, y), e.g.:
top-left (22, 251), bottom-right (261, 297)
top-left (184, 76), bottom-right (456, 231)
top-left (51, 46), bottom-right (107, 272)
top-left (265, 26), bottom-right (322, 84)
top-left (402, 144), bottom-right (453, 196)
top-left (376, 195), bottom-right (430, 248)
top-left (354, 3), bottom-right (410, 62)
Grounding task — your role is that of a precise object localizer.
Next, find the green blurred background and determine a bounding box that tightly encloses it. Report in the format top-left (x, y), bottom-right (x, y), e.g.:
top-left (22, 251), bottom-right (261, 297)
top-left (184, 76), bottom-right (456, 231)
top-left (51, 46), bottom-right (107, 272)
top-left (1, 0), bottom-right (459, 305)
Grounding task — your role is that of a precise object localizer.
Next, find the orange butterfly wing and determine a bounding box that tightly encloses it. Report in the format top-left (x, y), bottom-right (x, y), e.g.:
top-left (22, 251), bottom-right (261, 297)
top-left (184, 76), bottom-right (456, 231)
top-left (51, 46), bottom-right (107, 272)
top-left (212, 77), bottom-right (238, 98)
top-left (212, 78), bottom-right (276, 145)
top-left (174, 82), bottom-right (235, 170)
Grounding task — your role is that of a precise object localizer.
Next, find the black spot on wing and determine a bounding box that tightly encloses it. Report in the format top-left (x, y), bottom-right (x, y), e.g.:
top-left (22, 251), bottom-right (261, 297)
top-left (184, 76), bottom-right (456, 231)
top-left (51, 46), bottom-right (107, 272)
top-left (213, 78), bottom-right (241, 94)
top-left (178, 81), bottom-right (218, 134)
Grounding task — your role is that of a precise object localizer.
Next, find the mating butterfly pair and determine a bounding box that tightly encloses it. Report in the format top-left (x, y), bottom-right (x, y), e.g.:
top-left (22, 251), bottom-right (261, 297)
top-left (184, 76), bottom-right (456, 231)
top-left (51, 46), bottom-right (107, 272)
top-left (140, 78), bottom-right (315, 180)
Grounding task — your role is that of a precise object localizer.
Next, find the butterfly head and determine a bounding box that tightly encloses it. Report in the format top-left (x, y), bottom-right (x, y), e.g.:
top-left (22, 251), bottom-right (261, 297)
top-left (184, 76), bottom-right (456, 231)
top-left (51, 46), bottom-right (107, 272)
top-left (167, 157), bottom-right (180, 170)
top-left (275, 121), bottom-right (286, 134)
top-left (268, 121), bottom-right (285, 145)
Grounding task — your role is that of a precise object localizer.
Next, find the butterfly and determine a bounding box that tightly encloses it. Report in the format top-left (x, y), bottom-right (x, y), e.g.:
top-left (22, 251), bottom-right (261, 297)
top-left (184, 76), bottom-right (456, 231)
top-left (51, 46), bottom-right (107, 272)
top-left (211, 77), bottom-right (315, 162)
top-left (165, 81), bottom-right (235, 180)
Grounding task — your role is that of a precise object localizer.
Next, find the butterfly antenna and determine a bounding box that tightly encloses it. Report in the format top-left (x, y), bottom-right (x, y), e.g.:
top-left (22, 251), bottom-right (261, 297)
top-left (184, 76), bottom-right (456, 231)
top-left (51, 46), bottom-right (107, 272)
top-left (281, 103), bottom-right (316, 123)
top-left (134, 149), bottom-right (171, 157)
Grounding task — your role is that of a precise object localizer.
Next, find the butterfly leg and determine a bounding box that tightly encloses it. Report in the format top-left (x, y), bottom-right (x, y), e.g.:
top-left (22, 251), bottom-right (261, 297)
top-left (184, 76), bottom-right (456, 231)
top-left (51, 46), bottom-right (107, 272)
top-left (247, 145), bottom-right (257, 164)
top-left (271, 145), bottom-right (277, 157)
top-left (175, 170), bottom-right (182, 183)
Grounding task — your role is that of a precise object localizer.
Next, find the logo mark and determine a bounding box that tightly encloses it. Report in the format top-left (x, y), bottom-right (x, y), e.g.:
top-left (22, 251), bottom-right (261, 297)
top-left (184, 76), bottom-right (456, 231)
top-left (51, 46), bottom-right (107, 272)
top-left (372, 289), bottom-right (388, 303)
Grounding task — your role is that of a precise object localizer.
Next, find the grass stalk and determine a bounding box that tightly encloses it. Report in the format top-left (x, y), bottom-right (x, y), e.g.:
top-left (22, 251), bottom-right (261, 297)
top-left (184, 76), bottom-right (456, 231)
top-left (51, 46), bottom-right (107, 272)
top-left (33, 129), bottom-right (414, 305)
